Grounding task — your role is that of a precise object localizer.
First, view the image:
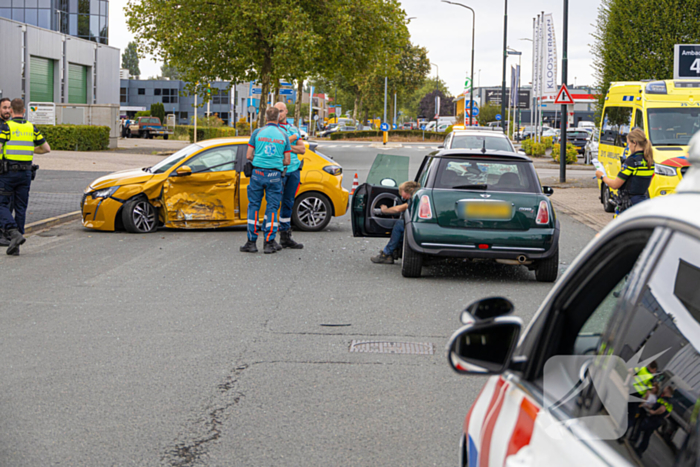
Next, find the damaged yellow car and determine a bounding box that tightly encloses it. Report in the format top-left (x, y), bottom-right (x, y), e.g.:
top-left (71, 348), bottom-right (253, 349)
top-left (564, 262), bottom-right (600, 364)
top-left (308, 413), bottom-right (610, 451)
top-left (81, 137), bottom-right (349, 233)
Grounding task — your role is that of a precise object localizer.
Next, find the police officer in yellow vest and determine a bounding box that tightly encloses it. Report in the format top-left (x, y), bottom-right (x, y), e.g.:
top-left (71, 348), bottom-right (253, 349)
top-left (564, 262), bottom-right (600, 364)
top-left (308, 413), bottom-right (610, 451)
top-left (630, 385), bottom-right (674, 458)
top-left (0, 98), bottom-right (51, 255)
top-left (632, 361), bottom-right (658, 398)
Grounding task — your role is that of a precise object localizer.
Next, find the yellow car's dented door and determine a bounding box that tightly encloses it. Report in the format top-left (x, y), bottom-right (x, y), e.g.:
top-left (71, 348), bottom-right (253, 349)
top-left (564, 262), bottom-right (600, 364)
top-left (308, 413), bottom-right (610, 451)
top-left (162, 145), bottom-right (239, 228)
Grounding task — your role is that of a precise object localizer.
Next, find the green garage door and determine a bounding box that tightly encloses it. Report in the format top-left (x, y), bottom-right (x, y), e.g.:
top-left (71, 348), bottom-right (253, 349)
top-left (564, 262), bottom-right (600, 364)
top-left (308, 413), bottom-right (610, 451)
top-left (68, 64), bottom-right (88, 104)
top-left (30, 56), bottom-right (54, 102)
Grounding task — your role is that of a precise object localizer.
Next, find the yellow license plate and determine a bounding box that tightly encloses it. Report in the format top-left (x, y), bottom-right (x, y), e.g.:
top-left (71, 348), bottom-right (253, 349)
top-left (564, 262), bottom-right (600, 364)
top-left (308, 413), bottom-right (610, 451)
top-left (465, 202), bottom-right (512, 220)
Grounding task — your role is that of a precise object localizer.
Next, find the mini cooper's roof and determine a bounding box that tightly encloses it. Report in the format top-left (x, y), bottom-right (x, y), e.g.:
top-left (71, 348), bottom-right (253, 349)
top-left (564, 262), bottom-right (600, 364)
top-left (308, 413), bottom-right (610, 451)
top-left (433, 148), bottom-right (533, 162)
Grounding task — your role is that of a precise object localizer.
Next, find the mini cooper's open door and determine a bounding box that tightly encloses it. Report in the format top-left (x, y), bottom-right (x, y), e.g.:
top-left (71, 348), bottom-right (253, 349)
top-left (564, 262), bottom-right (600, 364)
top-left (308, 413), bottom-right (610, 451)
top-left (351, 154), bottom-right (410, 237)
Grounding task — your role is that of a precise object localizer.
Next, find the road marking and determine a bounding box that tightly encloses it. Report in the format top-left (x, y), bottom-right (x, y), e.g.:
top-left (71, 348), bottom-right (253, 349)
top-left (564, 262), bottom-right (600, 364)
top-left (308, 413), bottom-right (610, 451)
top-left (342, 145), bottom-right (351, 148)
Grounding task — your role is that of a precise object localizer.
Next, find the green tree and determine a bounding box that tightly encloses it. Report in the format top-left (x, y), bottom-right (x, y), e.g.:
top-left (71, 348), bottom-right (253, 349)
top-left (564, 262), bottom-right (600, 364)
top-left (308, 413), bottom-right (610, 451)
top-left (160, 61), bottom-right (181, 80)
top-left (150, 103), bottom-right (165, 123)
top-left (476, 103), bottom-right (501, 125)
top-left (121, 41), bottom-right (141, 78)
top-left (126, 0), bottom-right (408, 128)
top-left (592, 0), bottom-right (700, 110)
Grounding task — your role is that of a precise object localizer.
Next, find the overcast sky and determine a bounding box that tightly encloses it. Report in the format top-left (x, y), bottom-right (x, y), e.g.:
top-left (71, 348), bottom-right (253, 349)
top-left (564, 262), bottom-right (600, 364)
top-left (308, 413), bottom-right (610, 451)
top-left (110, 0), bottom-right (602, 95)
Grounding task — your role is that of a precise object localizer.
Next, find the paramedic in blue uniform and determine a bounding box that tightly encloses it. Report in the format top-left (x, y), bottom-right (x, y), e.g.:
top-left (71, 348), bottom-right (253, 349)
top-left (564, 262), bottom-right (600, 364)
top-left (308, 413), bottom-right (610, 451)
top-left (240, 106), bottom-right (291, 255)
top-left (275, 102), bottom-right (305, 249)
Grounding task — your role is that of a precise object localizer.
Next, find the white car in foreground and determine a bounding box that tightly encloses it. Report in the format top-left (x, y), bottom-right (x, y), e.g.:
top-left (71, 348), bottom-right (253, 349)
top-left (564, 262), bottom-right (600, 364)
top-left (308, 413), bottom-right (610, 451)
top-left (449, 133), bottom-right (700, 467)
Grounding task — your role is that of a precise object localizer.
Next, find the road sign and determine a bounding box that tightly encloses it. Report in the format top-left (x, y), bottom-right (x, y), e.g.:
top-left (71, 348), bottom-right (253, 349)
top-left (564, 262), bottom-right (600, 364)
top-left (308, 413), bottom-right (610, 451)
top-left (279, 89), bottom-right (294, 96)
top-left (464, 77), bottom-right (472, 89)
top-left (313, 115), bottom-right (319, 121)
top-left (465, 100), bottom-right (478, 109)
top-left (247, 105), bottom-right (256, 114)
top-left (380, 122), bottom-right (390, 131)
top-left (554, 84), bottom-right (575, 105)
top-left (467, 107), bottom-right (480, 117)
top-left (674, 44), bottom-right (700, 79)
top-left (495, 114), bottom-right (502, 121)
top-left (251, 87), bottom-right (262, 95)
top-left (392, 124), bottom-right (397, 130)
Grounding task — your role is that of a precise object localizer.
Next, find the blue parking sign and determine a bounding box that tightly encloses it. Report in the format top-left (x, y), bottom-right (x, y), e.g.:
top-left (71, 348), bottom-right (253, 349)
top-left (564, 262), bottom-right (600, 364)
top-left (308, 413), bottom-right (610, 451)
top-left (495, 114), bottom-right (502, 121)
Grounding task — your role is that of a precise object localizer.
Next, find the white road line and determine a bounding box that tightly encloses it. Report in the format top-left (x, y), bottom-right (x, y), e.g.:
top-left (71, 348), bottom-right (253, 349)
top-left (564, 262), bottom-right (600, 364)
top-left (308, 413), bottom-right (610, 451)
top-left (342, 145), bottom-right (351, 148)
top-left (355, 145), bottom-right (364, 148)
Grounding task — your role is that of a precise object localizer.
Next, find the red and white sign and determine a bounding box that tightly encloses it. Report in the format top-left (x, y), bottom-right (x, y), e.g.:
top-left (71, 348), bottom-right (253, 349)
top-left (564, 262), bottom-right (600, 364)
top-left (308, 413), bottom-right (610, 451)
top-left (554, 84), bottom-right (575, 105)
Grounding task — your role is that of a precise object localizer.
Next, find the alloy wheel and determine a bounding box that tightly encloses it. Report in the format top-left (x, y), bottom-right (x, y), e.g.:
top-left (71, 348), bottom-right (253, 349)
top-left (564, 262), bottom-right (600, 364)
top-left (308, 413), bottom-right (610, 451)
top-left (297, 197), bottom-right (328, 228)
top-left (132, 200), bottom-right (157, 232)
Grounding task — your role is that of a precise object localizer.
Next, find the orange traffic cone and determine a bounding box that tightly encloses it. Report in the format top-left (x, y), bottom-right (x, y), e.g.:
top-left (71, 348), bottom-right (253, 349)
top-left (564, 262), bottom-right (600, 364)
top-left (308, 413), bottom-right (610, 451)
top-left (350, 172), bottom-right (359, 194)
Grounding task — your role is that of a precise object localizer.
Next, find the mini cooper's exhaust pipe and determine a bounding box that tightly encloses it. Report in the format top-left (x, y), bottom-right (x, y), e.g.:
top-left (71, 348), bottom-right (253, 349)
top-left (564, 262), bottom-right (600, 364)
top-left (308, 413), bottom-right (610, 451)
top-left (517, 255), bottom-right (527, 263)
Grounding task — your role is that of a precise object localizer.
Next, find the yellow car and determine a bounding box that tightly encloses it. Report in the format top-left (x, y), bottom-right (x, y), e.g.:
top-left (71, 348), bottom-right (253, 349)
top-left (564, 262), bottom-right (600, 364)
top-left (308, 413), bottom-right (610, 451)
top-left (81, 137), bottom-right (349, 233)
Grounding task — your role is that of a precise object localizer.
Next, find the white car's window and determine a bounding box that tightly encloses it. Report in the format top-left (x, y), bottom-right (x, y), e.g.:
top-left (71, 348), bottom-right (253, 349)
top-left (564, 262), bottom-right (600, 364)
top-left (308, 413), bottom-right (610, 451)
top-left (584, 230), bottom-right (700, 466)
top-left (450, 135), bottom-right (513, 152)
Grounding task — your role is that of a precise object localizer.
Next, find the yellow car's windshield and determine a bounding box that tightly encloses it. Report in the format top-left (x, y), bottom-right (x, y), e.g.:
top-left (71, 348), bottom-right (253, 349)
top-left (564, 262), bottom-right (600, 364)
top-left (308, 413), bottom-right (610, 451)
top-left (149, 143), bottom-right (202, 174)
top-left (648, 108), bottom-right (700, 146)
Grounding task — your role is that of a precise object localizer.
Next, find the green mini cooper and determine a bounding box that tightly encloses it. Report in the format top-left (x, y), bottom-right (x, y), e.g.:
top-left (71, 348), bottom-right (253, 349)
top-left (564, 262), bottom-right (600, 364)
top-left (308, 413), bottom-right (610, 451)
top-left (351, 150), bottom-right (560, 280)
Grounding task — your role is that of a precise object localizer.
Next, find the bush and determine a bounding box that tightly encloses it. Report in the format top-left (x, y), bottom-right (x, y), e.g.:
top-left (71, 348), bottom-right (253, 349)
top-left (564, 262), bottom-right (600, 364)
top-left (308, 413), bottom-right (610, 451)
top-left (135, 110), bottom-right (151, 118)
top-left (542, 136), bottom-right (554, 150)
top-left (521, 138), bottom-right (532, 154)
top-left (531, 142), bottom-right (546, 156)
top-left (150, 103), bottom-right (165, 123)
top-left (551, 143), bottom-right (578, 164)
top-left (329, 129), bottom-right (448, 141)
top-left (188, 126), bottom-right (239, 142)
top-left (37, 124), bottom-right (110, 151)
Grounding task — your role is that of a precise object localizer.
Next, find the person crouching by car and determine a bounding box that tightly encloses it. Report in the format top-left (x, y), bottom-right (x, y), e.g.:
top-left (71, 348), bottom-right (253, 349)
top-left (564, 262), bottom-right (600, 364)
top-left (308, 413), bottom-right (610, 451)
top-left (370, 181), bottom-right (421, 264)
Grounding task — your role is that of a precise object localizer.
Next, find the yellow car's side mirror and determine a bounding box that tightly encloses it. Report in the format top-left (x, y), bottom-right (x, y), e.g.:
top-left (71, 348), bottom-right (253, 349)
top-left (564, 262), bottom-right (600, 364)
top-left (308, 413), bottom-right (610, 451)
top-left (175, 165), bottom-right (192, 176)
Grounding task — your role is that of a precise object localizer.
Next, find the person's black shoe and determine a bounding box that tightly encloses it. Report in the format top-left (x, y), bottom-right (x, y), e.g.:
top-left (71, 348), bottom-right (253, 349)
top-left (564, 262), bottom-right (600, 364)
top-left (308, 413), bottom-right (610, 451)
top-left (6, 229), bottom-right (25, 256)
top-left (239, 240), bottom-right (258, 253)
top-left (272, 239), bottom-right (283, 251)
top-left (280, 230), bottom-right (304, 249)
top-left (263, 241), bottom-right (277, 254)
top-left (0, 231), bottom-right (9, 247)
top-left (370, 250), bottom-right (394, 264)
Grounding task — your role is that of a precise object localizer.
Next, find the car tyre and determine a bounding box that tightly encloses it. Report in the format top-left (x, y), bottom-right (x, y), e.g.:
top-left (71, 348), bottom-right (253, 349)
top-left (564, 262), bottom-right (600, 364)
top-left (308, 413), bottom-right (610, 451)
top-left (164, 134), bottom-right (169, 140)
top-left (401, 231), bottom-right (423, 278)
top-left (140, 131), bottom-right (148, 139)
top-left (122, 196), bottom-right (158, 234)
top-left (535, 248), bottom-right (559, 282)
top-left (292, 192), bottom-right (332, 232)
top-left (601, 184), bottom-right (616, 213)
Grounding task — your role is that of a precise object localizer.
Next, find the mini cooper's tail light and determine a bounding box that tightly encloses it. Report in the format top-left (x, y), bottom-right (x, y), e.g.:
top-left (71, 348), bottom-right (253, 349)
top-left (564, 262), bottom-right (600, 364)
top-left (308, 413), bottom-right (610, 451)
top-left (418, 195), bottom-right (432, 219)
top-left (536, 200), bottom-right (550, 225)
top-left (478, 244), bottom-right (490, 249)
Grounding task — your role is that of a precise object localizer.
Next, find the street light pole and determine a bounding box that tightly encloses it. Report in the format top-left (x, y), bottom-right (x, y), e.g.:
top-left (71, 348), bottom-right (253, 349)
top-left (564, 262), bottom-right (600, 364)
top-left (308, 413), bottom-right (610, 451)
top-left (430, 62), bottom-right (439, 125)
top-left (559, 0), bottom-right (569, 183)
top-left (442, 1), bottom-right (475, 127)
top-left (501, 0), bottom-right (508, 133)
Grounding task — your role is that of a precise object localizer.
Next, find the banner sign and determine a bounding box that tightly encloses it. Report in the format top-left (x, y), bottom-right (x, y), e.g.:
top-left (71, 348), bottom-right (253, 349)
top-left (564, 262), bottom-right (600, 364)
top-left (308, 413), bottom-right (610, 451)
top-left (28, 102), bottom-right (55, 125)
top-left (541, 13), bottom-right (558, 95)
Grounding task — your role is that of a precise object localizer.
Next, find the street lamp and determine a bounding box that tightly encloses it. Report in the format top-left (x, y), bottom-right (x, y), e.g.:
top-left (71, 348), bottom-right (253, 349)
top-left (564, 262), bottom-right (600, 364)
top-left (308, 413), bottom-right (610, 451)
top-left (506, 47), bottom-right (522, 139)
top-left (430, 62), bottom-right (439, 124)
top-left (441, 1), bottom-right (475, 126)
top-left (501, 1), bottom-right (508, 133)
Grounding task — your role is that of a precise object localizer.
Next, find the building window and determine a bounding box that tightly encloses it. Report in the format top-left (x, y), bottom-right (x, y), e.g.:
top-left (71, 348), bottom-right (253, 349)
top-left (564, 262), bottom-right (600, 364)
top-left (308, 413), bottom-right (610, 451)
top-left (120, 87), bottom-right (127, 103)
top-left (138, 88), bottom-right (145, 95)
top-left (161, 89), bottom-right (178, 104)
top-left (154, 89), bottom-right (161, 96)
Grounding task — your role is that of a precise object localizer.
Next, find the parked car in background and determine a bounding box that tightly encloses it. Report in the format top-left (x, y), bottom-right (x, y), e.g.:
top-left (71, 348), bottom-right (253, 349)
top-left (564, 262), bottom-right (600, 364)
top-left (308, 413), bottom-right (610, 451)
top-left (584, 130), bottom-right (599, 164)
top-left (318, 124), bottom-right (339, 138)
top-left (299, 127), bottom-right (308, 140)
top-left (440, 128), bottom-right (516, 153)
top-left (128, 117), bottom-right (173, 140)
top-left (565, 129), bottom-right (590, 154)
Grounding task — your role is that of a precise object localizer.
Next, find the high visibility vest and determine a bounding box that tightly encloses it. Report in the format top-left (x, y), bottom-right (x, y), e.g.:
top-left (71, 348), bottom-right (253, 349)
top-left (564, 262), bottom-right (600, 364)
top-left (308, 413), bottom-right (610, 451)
top-left (658, 397), bottom-right (673, 414)
top-left (3, 120), bottom-right (36, 162)
top-left (633, 366), bottom-right (654, 396)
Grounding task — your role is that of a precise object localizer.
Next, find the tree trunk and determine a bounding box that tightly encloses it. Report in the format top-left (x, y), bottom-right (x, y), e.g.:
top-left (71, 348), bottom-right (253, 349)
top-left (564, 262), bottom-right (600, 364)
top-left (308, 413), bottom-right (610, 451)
top-left (353, 93), bottom-right (360, 122)
top-left (257, 54), bottom-right (273, 128)
top-left (294, 79), bottom-right (303, 128)
top-left (274, 83), bottom-right (281, 104)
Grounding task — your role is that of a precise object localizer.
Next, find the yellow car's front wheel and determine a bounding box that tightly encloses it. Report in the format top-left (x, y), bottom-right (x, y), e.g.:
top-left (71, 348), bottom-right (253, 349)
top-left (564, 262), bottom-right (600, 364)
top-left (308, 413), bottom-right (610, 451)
top-left (122, 197), bottom-right (158, 233)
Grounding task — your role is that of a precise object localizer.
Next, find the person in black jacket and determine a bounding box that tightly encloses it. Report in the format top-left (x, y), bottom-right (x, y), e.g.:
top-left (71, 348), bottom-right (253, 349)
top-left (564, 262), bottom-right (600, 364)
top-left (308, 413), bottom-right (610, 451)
top-left (596, 127), bottom-right (655, 213)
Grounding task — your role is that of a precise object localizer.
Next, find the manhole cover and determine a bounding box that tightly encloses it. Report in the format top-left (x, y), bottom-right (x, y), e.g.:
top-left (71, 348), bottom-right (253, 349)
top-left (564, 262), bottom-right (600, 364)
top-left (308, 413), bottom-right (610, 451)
top-left (349, 340), bottom-right (435, 355)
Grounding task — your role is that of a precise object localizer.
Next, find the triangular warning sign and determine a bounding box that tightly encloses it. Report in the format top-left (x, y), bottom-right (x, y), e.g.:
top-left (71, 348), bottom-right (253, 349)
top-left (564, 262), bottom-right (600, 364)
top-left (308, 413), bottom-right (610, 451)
top-left (554, 84), bottom-right (575, 105)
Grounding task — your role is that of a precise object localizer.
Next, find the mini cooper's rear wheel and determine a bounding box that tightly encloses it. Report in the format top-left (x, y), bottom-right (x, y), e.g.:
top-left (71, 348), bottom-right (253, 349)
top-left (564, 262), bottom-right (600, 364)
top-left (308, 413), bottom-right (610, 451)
top-left (535, 248), bottom-right (559, 283)
top-left (122, 196), bottom-right (158, 233)
top-left (401, 231), bottom-right (423, 278)
top-left (293, 192), bottom-right (332, 231)
top-left (601, 184), bottom-right (616, 213)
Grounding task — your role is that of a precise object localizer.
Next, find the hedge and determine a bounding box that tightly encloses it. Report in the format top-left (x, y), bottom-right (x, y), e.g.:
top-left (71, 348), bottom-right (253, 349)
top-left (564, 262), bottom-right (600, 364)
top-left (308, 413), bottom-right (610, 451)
top-left (188, 126), bottom-right (242, 143)
top-left (37, 124), bottom-right (110, 151)
top-left (551, 143), bottom-right (579, 164)
top-left (329, 129), bottom-right (448, 141)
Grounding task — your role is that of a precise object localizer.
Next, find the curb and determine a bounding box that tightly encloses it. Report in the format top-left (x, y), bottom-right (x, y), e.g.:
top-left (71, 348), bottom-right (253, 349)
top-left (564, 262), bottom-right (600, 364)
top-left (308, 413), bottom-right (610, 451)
top-left (25, 211), bottom-right (82, 235)
top-left (551, 200), bottom-right (609, 232)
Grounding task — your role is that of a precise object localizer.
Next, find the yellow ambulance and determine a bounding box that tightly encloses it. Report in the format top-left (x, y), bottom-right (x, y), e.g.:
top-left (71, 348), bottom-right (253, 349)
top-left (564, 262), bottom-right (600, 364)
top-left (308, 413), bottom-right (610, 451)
top-left (597, 80), bottom-right (695, 212)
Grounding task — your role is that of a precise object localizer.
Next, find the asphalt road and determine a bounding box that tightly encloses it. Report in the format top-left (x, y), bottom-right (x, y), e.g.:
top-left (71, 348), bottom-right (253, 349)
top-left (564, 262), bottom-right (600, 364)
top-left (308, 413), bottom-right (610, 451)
top-left (0, 143), bottom-right (597, 466)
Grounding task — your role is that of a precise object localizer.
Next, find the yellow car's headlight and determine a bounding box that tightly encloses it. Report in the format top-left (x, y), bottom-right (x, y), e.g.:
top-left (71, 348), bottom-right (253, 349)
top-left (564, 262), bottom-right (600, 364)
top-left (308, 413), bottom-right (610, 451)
top-left (323, 165), bottom-right (342, 176)
top-left (90, 186), bottom-right (121, 199)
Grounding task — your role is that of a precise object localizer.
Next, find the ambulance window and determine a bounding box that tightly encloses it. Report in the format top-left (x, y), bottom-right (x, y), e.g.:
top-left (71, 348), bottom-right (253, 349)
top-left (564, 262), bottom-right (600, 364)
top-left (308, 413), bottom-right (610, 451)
top-left (635, 109), bottom-right (644, 130)
top-left (601, 106), bottom-right (632, 147)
